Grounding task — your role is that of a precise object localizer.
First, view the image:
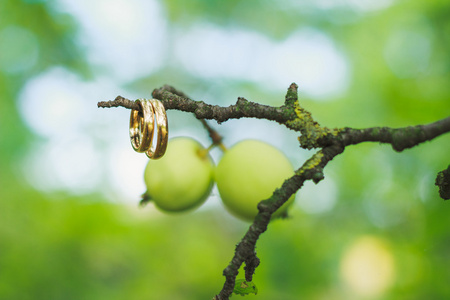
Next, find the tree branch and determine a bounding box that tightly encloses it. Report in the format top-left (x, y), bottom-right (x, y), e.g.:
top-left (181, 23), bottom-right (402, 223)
top-left (98, 95), bottom-right (139, 110)
top-left (340, 117), bottom-right (450, 152)
top-left (152, 86), bottom-right (292, 125)
top-left (97, 84), bottom-right (450, 300)
top-left (216, 145), bottom-right (344, 299)
top-left (99, 84), bottom-right (341, 149)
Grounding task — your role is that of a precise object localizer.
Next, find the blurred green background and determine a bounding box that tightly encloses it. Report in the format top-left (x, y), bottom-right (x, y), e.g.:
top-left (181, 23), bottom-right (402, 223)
top-left (1, 0), bottom-right (449, 299)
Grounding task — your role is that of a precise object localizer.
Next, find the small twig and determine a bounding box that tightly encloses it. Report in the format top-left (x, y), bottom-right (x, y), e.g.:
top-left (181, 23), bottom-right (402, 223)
top-left (98, 95), bottom-right (139, 110)
top-left (139, 193), bottom-right (152, 207)
top-left (200, 119), bottom-right (223, 146)
top-left (244, 251), bottom-right (260, 282)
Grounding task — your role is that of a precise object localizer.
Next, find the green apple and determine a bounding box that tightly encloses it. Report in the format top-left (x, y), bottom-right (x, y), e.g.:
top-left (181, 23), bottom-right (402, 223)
top-left (144, 137), bottom-right (214, 212)
top-left (215, 140), bottom-right (295, 221)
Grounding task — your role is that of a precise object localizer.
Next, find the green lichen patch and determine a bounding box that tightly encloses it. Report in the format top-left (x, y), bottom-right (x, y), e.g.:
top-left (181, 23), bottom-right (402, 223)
top-left (286, 100), bottom-right (343, 149)
top-left (296, 151), bottom-right (324, 177)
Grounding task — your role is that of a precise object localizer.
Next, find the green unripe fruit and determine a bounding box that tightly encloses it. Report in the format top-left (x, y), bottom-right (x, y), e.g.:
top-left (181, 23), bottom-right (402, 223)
top-left (144, 137), bottom-right (214, 212)
top-left (215, 140), bottom-right (295, 221)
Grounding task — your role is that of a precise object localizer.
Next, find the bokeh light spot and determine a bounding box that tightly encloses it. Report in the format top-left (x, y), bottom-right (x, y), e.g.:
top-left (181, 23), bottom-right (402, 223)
top-left (106, 146), bottom-right (148, 202)
top-left (55, 0), bottom-right (167, 81)
top-left (18, 67), bottom-right (87, 138)
top-left (175, 25), bottom-right (349, 100)
top-left (22, 135), bottom-right (101, 194)
top-left (272, 29), bottom-right (350, 99)
top-left (340, 236), bottom-right (396, 297)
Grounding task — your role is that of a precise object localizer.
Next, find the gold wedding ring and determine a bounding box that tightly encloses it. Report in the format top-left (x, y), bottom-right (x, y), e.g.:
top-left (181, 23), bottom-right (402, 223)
top-left (129, 98), bottom-right (168, 159)
top-left (130, 99), bottom-right (154, 152)
top-left (146, 99), bottom-right (168, 159)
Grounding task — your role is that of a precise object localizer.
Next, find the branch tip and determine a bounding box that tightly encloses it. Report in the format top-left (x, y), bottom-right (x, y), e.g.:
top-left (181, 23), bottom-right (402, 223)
top-left (436, 165), bottom-right (450, 200)
top-left (284, 83), bottom-right (299, 107)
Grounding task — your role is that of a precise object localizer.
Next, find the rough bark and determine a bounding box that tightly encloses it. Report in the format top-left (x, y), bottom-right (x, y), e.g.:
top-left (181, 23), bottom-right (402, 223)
top-left (98, 83), bottom-right (450, 299)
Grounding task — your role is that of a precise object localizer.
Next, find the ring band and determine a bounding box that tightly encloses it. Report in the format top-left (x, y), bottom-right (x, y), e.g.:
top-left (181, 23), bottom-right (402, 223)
top-left (129, 99), bottom-right (154, 152)
top-left (146, 99), bottom-right (168, 159)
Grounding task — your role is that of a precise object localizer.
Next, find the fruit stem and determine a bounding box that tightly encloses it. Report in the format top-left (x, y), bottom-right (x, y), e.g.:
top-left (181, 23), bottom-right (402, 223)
top-left (139, 192), bottom-right (153, 207)
top-left (204, 142), bottom-right (227, 154)
top-left (200, 119), bottom-right (224, 145)
top-left (218, 142), bottom-right (227, 152)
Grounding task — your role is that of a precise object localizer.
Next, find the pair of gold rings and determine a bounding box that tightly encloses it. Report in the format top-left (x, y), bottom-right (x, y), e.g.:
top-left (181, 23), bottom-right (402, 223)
top-left (129, 99), bottom-right (168, 159)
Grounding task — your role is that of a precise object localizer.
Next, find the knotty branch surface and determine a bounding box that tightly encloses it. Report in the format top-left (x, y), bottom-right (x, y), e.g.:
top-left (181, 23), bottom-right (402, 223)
top-left (98, 84), bottom-right (450, 300)
top-left (436, 165), bottom-right (450, 200)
